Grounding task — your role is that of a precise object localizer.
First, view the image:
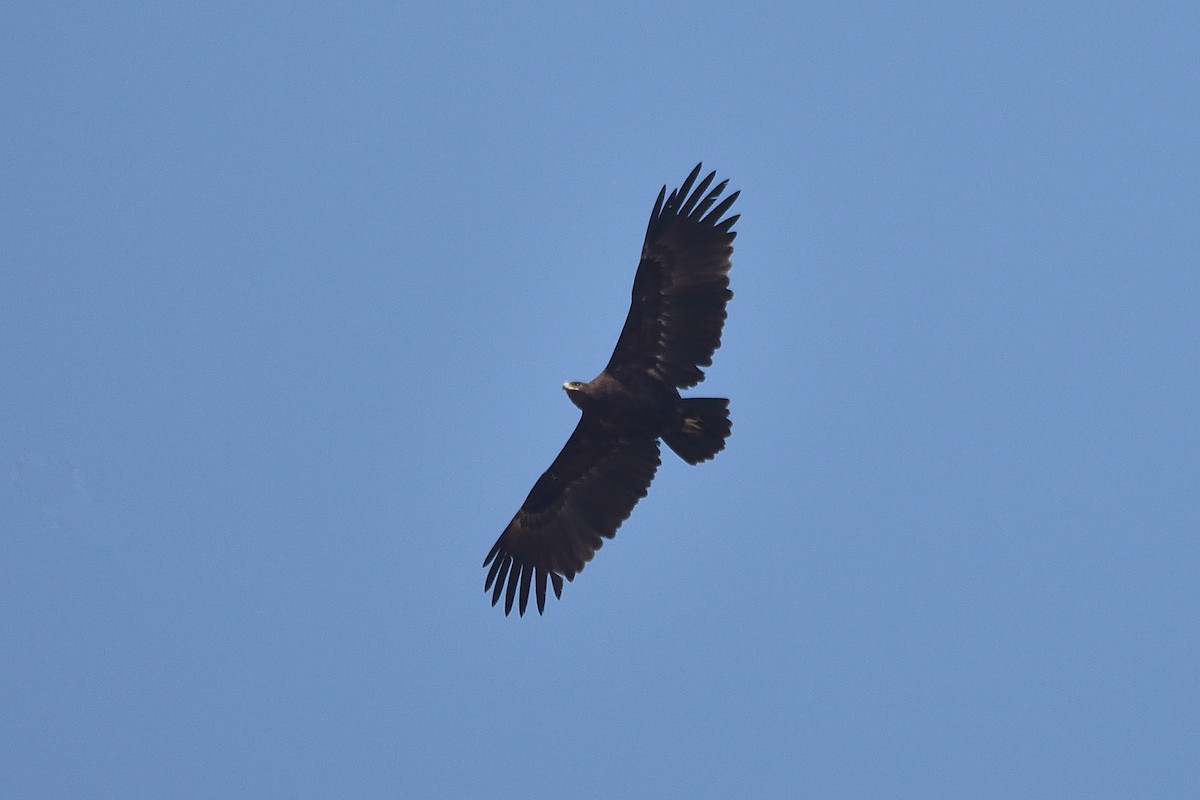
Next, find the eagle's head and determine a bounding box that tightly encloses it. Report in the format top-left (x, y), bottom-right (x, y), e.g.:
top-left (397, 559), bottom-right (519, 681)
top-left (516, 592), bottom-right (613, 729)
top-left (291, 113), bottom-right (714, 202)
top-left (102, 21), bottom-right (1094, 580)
top-left (562, 381), bottom-right (586, 409)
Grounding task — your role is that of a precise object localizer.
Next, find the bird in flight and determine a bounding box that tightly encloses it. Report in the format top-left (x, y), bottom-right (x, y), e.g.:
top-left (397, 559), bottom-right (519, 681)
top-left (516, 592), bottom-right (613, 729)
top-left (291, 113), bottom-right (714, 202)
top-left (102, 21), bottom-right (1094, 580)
top-left (484, 164), bottom-right (739, 615)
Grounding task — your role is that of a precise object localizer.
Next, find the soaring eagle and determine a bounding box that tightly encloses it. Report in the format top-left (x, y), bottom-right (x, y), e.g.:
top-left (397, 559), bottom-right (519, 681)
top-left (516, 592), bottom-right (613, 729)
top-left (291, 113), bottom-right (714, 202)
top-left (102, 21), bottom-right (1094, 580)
top-left (484, 164), bottom-right (739, 615)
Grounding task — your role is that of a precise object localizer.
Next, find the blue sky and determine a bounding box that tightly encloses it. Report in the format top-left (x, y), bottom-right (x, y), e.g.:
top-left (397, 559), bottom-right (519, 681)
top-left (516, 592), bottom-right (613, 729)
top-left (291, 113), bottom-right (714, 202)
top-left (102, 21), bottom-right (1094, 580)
top-left (2, 3), bottom-right (1197, 797)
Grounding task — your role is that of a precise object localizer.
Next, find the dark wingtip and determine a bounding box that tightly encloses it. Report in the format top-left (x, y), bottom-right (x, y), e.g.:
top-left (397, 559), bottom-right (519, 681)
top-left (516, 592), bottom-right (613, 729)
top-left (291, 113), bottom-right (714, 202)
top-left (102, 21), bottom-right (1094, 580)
top-left (536, 569), bottom-right (548, 614)
top-left (684, 173), bottom-right (716, 218)
top-left (490, 555), bottom-right (511, 607)
top-left (518, 565), bottom-right (533, 616)
top-left (486, 547), bottom-right (566, 615)
top-left (649, 185), bottom-right (666, 223)
top-left (674, 163), bottom-right (703, 209)
top-left (704, 190), bottom-right (740, 228)
top-left (690, 178), bottom-right (728, 220)
top-left (484, 551), bottom-right (505, 592)
top-left (504, 560), bottom-right (521, 615)
top-left (482, 540), bottom-right (502, 569)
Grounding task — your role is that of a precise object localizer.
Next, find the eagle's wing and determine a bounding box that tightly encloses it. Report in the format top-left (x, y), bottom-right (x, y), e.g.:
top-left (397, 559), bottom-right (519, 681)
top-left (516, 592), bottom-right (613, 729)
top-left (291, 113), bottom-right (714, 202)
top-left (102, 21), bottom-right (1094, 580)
top-left (483, 417), bottom-right (661, 616)
top-left (604, 163), bottom-right (739, 389)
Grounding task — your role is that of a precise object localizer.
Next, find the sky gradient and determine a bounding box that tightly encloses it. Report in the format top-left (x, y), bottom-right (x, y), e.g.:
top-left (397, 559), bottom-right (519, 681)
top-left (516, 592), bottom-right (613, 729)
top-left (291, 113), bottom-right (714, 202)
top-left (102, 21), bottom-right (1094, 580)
top-left (3, 4), bottom-right (1197, 798)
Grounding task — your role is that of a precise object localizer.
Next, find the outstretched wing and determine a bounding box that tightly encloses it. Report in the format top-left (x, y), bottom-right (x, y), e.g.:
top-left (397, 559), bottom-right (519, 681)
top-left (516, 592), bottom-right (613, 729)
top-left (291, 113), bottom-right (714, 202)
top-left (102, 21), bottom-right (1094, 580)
top-left (483, 418), bottom-right (661, 616)
top-left (605, 163), bottom-right (739, 389)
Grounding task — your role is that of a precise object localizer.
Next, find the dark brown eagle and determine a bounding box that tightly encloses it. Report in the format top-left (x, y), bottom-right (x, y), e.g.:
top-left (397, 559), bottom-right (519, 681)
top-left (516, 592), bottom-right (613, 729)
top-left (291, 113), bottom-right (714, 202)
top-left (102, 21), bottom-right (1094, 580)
top-left (483, 164), bottom-right (739, 615)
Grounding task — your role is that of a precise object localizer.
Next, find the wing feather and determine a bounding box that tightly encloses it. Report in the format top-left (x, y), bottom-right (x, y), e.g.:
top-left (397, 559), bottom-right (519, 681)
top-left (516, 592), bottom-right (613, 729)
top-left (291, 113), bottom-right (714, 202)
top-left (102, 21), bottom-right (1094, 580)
top-left (605, 163), bottom-right (738, 388)
top-left (483, 416), bottom-right (661, 616)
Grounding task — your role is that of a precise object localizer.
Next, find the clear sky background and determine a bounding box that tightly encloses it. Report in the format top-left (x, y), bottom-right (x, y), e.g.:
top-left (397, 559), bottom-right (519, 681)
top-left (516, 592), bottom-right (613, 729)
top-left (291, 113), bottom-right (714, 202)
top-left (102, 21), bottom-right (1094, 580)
top-left (2, 3), bottom-right (1197, 798)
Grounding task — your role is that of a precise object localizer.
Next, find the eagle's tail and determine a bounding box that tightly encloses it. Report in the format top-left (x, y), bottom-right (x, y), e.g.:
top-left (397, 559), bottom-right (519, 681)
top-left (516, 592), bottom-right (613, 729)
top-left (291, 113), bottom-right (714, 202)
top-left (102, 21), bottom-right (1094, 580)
top-left (663, 398), bottom-right (731, 465)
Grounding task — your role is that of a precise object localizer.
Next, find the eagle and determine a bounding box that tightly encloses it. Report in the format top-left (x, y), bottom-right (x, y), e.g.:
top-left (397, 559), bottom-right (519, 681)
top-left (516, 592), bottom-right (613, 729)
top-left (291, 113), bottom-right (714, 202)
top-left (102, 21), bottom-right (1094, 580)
top-left (483, 164), bottom-right (739, 615)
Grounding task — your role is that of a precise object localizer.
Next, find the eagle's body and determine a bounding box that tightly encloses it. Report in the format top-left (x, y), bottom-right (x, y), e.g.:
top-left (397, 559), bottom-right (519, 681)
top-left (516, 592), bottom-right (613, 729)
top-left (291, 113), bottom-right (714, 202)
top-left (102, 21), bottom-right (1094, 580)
top-left (484, 164), bottom-right (739, 615)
